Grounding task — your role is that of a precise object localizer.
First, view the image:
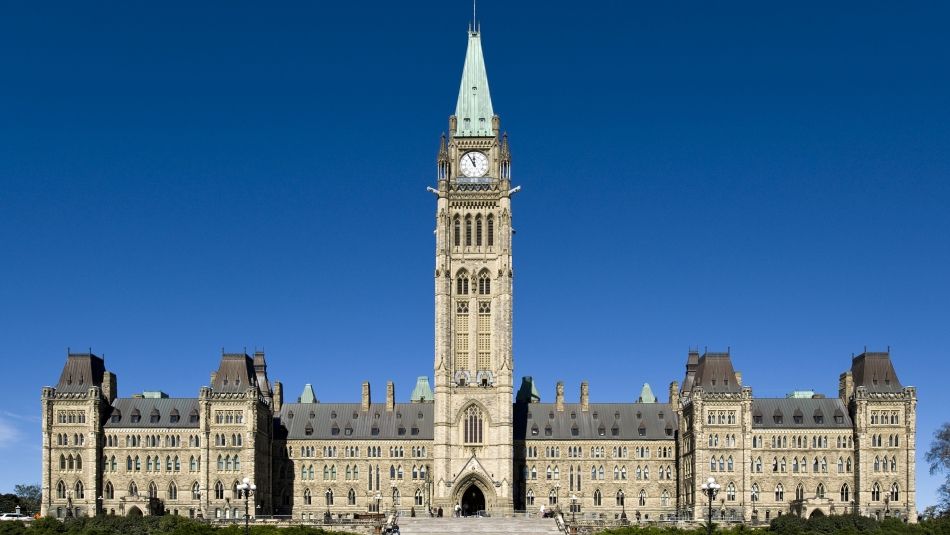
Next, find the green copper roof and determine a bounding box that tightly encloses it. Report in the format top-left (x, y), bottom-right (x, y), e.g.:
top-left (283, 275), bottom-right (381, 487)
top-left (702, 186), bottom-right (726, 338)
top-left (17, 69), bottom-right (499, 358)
top-left (638, 383), bottom-right (657, 404)
top-left (410, 376), bottom-right (434, 402)
top-left (299, 383), bottom-right (318, 404)
top-left (454, 28), bottom-right (494, 137)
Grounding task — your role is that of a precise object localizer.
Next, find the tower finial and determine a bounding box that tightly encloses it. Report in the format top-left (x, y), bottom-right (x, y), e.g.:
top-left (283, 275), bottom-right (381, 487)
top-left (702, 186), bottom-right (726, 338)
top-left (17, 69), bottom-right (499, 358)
top-left (473, 0), bottom-right (477, 33)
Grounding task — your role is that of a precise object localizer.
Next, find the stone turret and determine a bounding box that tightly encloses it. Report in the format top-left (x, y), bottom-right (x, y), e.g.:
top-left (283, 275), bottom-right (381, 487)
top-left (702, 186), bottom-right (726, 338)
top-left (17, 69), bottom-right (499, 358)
top-left (361, 382), bottom-right (371, 411)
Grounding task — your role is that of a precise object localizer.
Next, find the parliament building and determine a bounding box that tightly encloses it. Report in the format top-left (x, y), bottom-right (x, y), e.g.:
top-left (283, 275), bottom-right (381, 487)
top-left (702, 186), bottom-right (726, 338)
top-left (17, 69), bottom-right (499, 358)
top-left (40, 25), bottom-right (918, 524)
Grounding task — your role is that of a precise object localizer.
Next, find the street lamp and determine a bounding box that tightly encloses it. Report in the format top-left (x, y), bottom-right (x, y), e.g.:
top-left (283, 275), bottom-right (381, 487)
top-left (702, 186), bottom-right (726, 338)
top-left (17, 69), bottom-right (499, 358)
top-left (97, 496), bottom-right (103, 516)
top-left (374, 491), bottom-right (382, 514)
top-left (700, 477), bottom-right (721, 535)
top-left (236, 477), bottom-right (256, 535)
top-left (65, 490), bottom-right (74, 518)
top-left (391, 480), bottom-right (398, 511)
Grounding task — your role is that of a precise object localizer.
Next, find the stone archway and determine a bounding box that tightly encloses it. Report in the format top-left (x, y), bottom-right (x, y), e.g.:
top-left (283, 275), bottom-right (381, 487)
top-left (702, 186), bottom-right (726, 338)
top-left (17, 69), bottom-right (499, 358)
top-left (453, 474), bottom-right (495, 516)
top-left (127, 506), bottom-right (143, 517)
top-left (809, 509), bottom-right (825, 519)
top-left (461, 484), bottom-right (485, 516)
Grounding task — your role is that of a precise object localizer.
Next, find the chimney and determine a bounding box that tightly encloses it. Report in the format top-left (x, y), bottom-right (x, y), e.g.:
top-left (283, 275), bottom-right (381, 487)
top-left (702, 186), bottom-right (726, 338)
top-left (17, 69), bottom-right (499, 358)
top-left (210, 371), bottom-right (217, 387)
top-left (555, 381), bottom-right (565, 412)
top-left (386, 381), bottom-right (395, 411)
top-left (273, 381), bottom-right (283, 413)
top-left (839, 371), bottom-right (853, 402)
top-left (669, 381), bottom-right (679, 407)
top-left (580, 381), bottom-right (589, 412)
top-left (102, 371), bottom-right (117, 404)
top-left (361, 382), bottom-right (371, 411)
top-left (734, 372), bottom-right (742, 386)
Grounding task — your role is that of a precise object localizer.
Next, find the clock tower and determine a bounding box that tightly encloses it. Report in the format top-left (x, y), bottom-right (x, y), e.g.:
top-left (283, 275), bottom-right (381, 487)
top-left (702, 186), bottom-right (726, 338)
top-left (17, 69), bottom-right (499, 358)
top-left (431, 24), bottom-right (515, 514)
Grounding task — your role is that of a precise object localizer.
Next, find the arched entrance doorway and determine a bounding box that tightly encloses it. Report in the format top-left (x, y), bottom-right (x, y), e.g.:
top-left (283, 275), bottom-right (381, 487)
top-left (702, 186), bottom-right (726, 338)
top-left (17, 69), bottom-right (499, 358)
top-left (461, 484), bottom-right (485, 517)
top-left (809, 509), bottom-right (825, 519)
top-left (127, 506), bottom-right (143, 517)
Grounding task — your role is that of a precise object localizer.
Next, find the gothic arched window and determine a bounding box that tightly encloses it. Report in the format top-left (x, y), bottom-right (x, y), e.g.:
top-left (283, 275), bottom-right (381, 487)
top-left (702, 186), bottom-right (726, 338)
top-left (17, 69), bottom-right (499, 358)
top-left (871, 483), bottom-right (881, 501)
top-left (465, 216), bottom-right (473, 246)
top-left (478, 271), bottom-right (491, 295)
top-left (454, 216), bottom-right (461, 246)
top-left (463, 405), bottom-right (483, 444)
top-left (105, 481), bottom-right (114, 500)
top-left (890, 483), bottom-right (900, 501)
top-left (594, 489), bottom-right (602, 506)
top-left (487, 215), bottom-right (494, 247)
top-left (457, 271), bottom-right (469, 295)
top-left (475, 215), bottom-right (483, 246)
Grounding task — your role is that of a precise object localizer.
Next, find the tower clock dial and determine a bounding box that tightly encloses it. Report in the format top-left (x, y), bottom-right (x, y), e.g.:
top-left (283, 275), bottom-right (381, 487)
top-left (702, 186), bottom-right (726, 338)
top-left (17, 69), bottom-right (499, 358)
top-left (459, 151), bottom-right (489, 178)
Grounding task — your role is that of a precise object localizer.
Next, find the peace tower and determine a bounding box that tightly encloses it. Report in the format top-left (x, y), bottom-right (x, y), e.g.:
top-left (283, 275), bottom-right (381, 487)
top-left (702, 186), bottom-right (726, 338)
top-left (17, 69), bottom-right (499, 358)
top-left (431, 23), bottom-right (516, 512)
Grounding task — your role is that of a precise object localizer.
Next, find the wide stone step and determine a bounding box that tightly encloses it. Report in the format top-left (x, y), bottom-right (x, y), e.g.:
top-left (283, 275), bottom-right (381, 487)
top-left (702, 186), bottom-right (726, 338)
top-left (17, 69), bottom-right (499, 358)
top-left (396, 517), bottom-right (561, 535)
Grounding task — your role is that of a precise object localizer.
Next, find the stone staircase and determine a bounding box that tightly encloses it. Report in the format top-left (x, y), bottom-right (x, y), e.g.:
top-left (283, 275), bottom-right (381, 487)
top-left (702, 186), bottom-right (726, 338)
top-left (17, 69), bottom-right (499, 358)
top-left (397, 516), bottom-right (562, 535)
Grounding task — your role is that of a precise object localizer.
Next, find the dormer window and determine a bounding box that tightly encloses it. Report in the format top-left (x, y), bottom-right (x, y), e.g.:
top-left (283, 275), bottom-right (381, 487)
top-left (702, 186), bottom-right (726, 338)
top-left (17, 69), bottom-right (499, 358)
top-left (371, 427), bottom-right (380, 436)
top-left (544, 425), bottom-right (552, 437)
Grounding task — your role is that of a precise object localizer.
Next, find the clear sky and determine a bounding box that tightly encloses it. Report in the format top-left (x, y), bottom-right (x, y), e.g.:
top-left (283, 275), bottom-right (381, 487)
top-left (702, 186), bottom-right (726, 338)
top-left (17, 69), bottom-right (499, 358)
top-left (1, 0), bottom-right (948, 509)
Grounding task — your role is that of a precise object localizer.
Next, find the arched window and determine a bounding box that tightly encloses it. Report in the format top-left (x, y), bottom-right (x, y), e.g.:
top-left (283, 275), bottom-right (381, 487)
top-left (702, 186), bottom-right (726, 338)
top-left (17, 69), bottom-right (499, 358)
top-left (795, 483), bottom-right (804, 501)
top-left (751, 484), bottom-right (759, 502)
top-left (478, 271), bottom-right (491, 295)
top-left (475, 215), bottom-right (483, 246)
top-left (465, 216), bottom-right (473, 246)
top-left (726, 483), bottom-right (736, 501)
top-left (638, 489), bottom-right (646, 507)
top-left (526, 489), bottom-right (535, 506)
top-left (325, 489), bottom-right (334, 506)
top-left (303, 489), bottom-right (312, 505)
top-left (890, 483), bottom-right (900, 501)
top-left (74, 480), bottom-right (84, 499)
top-left (129, 481), bottom-right (138, 497)
top-left (871, 483), bottom-right (881, 501)
top-left (60, 454), bottom-right (66, 470)
top-left (105, 481), bottom-right (114, 500)
top-left (453, 216), bottom-right (461, 246)
top-left (840, 484), bottom-right (850, 502)
top-left (56, 481), bottom-right (66, 499)
top-left (661, 490), bottom-right (670, 507)
top-left (487, 215), bottom-right (494, 247)
top-left (874, 456), bottom-right (880, 472)
top-left (148, 482), bottom-right (157, 499)
top-left (775, 484), bottom-right (784, 501)
top-left (456, 271), bottom-right (469, 295)
top-left (214, 481), bottom-right (224, 500)
top-left (464, 405), bottom-right (483, 444)
top-left (218, 455), bottom-right (224, 471)
top-left (549, 489), bottom-right (557, 506)
top-left (594, 489), bottom-right (602, 506)
top-left (168, 482), bottom-right (178, 500)
top-left (192, 482), bottom-right (201, 500)
top-left (348, 488), bottom-right (357, 506)
top-left (616, 490), bottom-right (625, 507)
top-left (415, 489), bottom-right (423, 506)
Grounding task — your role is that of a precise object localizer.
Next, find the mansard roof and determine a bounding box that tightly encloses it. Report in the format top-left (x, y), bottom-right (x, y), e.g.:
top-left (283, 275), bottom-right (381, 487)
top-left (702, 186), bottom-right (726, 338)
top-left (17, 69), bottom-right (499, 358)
top-left (515, 403), bottom-right (677, 441)
top-left (55, 352), bottom-right (106, 394)
top-left (751, 398), bottom-right (852, 429)
top-left (104, 398), bottom-right (199, 429)
top-left (275, 403), bottom-right (433, 441)
top-left (212, 353), bottom-right (258, 394)
top-left (851, 351), bottom-right (903, 393)
top-left (692, 352), bottom-right (741, 393)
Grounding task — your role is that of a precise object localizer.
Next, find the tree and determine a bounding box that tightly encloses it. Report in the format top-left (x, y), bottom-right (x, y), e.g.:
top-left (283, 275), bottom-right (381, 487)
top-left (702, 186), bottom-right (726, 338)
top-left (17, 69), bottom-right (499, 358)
top-left (13, 484), bottom-right (40, 515)
top-left (926, 422), bottom-right (950, 513)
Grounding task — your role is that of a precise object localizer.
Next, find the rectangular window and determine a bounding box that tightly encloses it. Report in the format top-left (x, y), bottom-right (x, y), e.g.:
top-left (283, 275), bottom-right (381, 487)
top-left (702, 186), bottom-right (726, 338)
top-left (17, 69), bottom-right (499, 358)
top-left (477, 301), bottom-right (491, 371)
top-left (455, 301), bottom-right (469, 371)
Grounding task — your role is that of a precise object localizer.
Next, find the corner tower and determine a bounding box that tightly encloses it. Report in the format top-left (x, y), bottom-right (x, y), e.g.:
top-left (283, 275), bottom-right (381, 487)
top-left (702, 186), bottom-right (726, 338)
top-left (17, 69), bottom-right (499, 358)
top-left (432, 25), bottom-right (515, 514)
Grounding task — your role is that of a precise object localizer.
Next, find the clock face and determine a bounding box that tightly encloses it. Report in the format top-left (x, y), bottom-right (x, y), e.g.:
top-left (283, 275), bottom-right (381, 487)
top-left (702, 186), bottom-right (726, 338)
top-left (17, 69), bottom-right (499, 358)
top-left (459, 151), bottom-right (489, 178)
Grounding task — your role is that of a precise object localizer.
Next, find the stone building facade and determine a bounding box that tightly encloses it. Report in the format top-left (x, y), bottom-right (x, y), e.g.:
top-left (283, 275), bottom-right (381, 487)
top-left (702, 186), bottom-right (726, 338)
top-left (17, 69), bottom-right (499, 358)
top-left (40, 25), bottom-right (917, 523)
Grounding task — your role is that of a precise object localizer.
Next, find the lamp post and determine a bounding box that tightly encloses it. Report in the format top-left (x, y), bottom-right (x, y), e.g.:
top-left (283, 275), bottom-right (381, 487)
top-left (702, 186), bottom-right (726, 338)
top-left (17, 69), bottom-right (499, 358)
top-left (570, 494), bottom-right (577, 523)
top-left (374, 491), bottom-right (382, 514)
top-left (391, 480), bottom-right (398, 512)
top-left (65, 490), bottom-right (74, 518)
top-left (325, 489), bottom-right (332, 522)
top-left (235, 477), bottom-right (256, 535)
top-left (700, 477), bottom-right (721, 535)
top-left (96, 496), bottom-right (103, 516)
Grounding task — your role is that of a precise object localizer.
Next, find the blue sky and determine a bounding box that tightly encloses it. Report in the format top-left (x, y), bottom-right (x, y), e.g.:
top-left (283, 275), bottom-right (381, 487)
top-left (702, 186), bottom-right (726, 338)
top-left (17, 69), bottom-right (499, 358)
top-left (1, 1), bottom-right (948, 509)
